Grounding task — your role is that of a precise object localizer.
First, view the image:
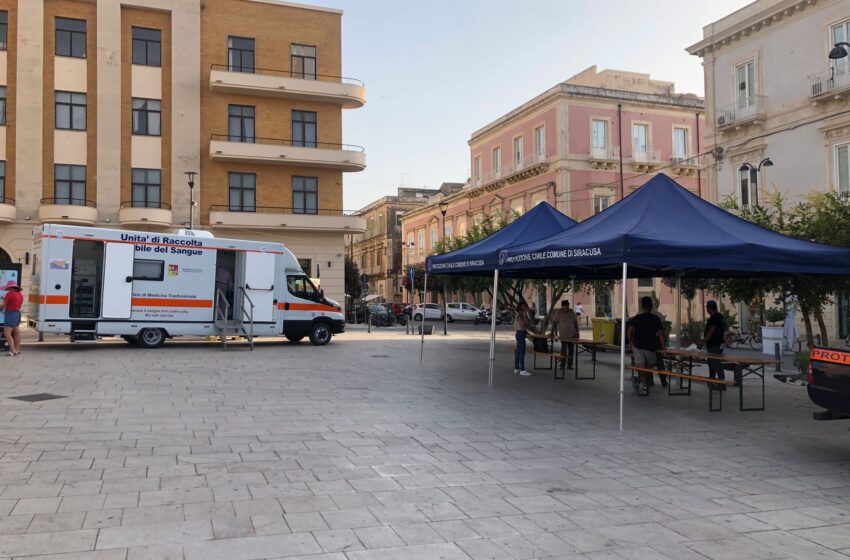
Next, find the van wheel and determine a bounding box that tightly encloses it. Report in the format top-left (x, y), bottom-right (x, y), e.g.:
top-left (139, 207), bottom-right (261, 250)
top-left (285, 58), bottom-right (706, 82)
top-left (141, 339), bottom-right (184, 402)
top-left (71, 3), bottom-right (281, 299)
top-left (285, 334), bottom-right (304, 343)
top-left (136, 328), bottom-right (165, 349)
top-left (122, 335), bottom-right (137, 345)
top-left (309, 322), bottom-right (332, 346)
top-left (414, 313), bottom-right (423, 322)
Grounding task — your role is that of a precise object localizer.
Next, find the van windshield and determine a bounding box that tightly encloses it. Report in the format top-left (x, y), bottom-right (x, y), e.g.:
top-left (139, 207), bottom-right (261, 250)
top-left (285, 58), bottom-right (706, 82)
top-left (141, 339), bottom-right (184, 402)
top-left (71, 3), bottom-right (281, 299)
top-left (287, 274), bottom-right (321, 302)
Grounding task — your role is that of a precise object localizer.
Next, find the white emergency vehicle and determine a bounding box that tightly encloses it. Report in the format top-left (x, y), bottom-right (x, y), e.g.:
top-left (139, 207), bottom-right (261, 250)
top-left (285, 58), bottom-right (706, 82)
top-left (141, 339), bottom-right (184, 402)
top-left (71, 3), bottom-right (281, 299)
top-left (30, 224), bottom-right (345, 348)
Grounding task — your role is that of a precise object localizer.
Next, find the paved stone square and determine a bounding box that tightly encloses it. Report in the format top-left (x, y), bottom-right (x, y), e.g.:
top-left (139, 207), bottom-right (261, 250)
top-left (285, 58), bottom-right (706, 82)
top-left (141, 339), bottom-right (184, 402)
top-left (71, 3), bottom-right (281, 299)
top-left (0, 325), bottom-right (848, 559)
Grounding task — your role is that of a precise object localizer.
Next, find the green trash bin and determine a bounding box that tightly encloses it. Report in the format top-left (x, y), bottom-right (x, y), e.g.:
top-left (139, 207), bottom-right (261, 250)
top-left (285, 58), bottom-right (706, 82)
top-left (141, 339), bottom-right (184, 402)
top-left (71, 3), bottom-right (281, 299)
top-left (591, 318), bottom-right (617, 343)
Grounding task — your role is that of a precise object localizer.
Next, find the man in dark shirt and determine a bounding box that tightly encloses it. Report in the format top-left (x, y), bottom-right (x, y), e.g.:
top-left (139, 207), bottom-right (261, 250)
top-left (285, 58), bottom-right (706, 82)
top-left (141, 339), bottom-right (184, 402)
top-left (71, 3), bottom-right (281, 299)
top-left (700, 300), bottom-right (727, 390)
top-left (628, 296), bottom-right (666, 392)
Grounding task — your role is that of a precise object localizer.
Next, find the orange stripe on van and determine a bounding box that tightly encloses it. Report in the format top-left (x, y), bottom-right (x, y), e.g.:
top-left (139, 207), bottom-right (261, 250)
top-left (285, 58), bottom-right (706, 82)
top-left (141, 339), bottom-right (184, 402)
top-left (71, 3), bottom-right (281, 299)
top-left (29, 294), bottom-right (70, 304)
top-left (131, 298), bottom-right (213, 308)
top-left (278, 303), bottom-right (338, 313)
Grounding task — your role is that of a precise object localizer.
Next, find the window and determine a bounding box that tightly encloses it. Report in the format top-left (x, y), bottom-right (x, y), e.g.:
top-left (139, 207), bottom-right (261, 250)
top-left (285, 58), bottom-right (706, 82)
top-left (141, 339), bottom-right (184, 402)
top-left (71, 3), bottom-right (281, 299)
top-left (291, 44), bottom-right (317, 79)
top-left (458, 217), bottom-right (467, 236)
top-left (131, 168), bottom-right (161, 208)
top-left (292, 110), bottom-right (317, 147)
top-left (0, 161), bottom-right (5, 203)
top-left (377, 251), bottom-right (382, 268)
top-left (407, 235), bottom-right (414, 253)
top-left (638, 277), bottom-right (653, 288)
top-left (535, 125), bottom-right (546, 159)
top-left (56, 91), bottom-right (86, 130)
top-left (227, 36), bottom-right (255, 73)
top-left (474, 156), bottom-right (481, 183)
top-left (368, 217), bottom-right (375, 237)
top-left (395, 211), bottom-right (403, 227)
top-left (832, 21), bottom-right (850, 71)
top-left (56, 17), bottom-right (86, 58)
top-left (735, 60), bottom-right (756, 109)
top-left (54, 164), bottom-right (86, 205)
top-left (673, 128), bottom-right (688, 160)
top-left (431, 226), bottom-right (438, 249)
top-left (378, 213), bottom-right (384, 234)
top-left (511, 197), bottom-right (524, 215)
top-left (593, 194), bottom-right (611, 214)
top-left (513, 136), bottom-right (523, 167)
top-left (132, 260), bottom-right (164, 281)
top-left (445, 223), bottom-right (453, 238)
top-left (592, 119), bottom-right (607, 148)
top-left (837, 144), bottom-right (850, 196)
top-left (228, 172), bottom-right (256, 212)
top-left (738, 167), bottom-right (758, 207)
top-left (0, 86), bottom-right (5, 125)
top-left (292, 176), bottom-right (318, 214)
top-left (492, 146), bottom-right (501, 176)
top-left (287, 274), bottom-right (321, 301)
top-left (132, 27), bottom-right (161, 66)
top-left (632, 123), bottom-right (649, 157)
top-left (0, 12), bottom-right (7, 50)
top-left (228, 105), bottom-right (255, 142)
top-left (132, 99), bottom-right (161, 136)
top-left (418, 231), bottom-right (425, 254)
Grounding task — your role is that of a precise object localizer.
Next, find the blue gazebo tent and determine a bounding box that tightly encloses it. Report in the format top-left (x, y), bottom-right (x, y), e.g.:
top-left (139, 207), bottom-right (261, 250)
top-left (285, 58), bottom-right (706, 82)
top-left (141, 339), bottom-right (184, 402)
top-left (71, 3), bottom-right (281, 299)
top-left (426, 202), bottom-right (577, 276)
top-left (497, 174), bottom-right (850, 429)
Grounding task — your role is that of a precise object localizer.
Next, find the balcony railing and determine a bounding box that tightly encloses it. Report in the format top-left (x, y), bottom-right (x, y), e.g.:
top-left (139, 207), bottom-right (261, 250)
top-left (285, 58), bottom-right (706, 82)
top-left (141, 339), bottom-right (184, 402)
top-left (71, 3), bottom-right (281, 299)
top-left (40, 197), bottom-right (96, 207)
top-left (210, 134), bottom-right (364, 153)
top-left (211, 64), bottom-right (364, 87)
top-left (632, 149), bottom-right (660, 163)
top-left (670, 154), bottom-right (703, 166)
top-left (120, 201), bottom-right (172, 210)
top-left (473, 153), bottom-right (548, 186)
top-left (118, 201), bottom-right (173, 226)
top-left (809, 65), bottom-right (850, 98)
top-left (590, 146), bottom-right (621, 160)
top-left (209, 205), bottom-right (357, 216)
top-left (716, 95), bottom-right (766, 129)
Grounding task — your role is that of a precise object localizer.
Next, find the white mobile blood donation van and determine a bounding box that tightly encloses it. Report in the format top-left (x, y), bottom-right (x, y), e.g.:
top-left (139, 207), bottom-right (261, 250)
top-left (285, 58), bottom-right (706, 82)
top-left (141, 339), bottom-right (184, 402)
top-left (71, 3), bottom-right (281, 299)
top-left (30, 224), bottom-right (344, 347)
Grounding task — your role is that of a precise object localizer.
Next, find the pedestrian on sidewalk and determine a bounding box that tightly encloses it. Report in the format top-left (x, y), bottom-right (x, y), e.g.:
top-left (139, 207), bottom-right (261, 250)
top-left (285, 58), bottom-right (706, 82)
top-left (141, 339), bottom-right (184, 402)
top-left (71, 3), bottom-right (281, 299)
top-left (551, 300), bottom-right (579, 371)
top-left (1, 282), bottom-right (23, 356)
top-left (514, 301), bottom-right (535, 376)
top-left (699, 300), bottom-right (726, 390)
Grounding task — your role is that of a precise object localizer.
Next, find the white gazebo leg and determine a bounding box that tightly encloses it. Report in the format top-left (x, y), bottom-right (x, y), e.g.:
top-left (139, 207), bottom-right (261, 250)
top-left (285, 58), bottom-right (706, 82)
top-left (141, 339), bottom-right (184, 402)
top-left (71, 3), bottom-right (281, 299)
top-left (420, 273), bottom-right (428, 364)
top-left (619, 262), bottom-right (628, 432)
top-left (488, 269), bottom-right (499, 388)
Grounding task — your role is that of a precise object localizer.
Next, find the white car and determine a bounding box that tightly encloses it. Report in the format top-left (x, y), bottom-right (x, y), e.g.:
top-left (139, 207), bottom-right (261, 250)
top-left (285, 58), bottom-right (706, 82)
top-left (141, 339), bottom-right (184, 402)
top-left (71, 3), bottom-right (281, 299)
top-left (412, 303), bottom-right (444, 321)
top-left (445, 302), bottom-right (482, 322)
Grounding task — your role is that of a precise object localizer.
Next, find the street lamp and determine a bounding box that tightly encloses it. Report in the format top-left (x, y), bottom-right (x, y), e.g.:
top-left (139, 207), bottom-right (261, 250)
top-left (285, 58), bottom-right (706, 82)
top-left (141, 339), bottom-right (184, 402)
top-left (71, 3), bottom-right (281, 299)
top-left (439, 201), bottom-right (449, 336)
top-left (738, 158), bottom-right (773, 205)
top-left (403, 239), bottom-right (415, 334)
top-left (184, 171), bottom-right (197, 230)
top-left (829, 42), bottom-right (850, 60)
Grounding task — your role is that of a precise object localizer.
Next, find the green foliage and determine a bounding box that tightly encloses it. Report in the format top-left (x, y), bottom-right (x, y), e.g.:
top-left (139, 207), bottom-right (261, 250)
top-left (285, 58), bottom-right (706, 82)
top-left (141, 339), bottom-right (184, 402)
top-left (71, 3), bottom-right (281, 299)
top-left (764, 307), bottom-right (786, 325)
top-left (344, 255), bottom-right (362, 300)
top-left (681, 320), bottom-right (705, 342)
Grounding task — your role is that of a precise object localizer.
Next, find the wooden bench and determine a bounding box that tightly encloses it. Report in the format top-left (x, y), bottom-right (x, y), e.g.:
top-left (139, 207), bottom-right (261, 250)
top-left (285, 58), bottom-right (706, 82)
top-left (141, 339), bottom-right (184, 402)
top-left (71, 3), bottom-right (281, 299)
top-left (630, 366), bottom-right (735, 412)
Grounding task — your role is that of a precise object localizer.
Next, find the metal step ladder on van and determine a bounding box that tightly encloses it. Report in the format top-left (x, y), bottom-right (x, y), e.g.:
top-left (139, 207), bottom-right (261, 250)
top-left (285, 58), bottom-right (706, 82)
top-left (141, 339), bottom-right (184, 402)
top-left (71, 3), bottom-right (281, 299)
top-left (214, 288), bottom-right (255, 350)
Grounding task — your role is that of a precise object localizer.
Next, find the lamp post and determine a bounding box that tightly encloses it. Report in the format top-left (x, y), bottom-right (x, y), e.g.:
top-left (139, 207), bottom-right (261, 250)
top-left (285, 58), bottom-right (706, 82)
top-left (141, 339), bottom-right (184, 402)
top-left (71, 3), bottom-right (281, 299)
top-left (738, 158), bottom-right (773, 206)
top-left (439, 201), bottom-right (449, 336)
top-left (184, 171), bottom-right (197, 230)
top-left (403, 239), bottom-right (415, 334)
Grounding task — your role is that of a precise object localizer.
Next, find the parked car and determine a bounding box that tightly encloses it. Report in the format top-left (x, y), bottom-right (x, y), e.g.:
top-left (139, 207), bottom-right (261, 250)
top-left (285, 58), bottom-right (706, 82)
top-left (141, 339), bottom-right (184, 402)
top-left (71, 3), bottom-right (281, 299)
top-left (808, 346), bottom-right (850, 420)
top-left (445, 303), bottom-right (483, 322)
top-left (412, 303), bottom-right (444, 322)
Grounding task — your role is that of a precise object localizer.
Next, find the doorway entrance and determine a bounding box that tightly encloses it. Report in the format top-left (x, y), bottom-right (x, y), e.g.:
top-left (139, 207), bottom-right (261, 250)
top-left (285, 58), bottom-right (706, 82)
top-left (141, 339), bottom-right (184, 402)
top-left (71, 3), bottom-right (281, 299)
top-left (70, 240), bottom-right (104, 318)
top-left (215, 250), bottom-right (236, 319)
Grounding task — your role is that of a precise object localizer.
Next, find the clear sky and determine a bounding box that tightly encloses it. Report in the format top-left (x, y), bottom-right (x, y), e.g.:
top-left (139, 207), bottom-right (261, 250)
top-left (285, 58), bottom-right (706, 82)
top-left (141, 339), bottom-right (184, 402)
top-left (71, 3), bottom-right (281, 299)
top-left (306, 0), bottom-right (752, 210)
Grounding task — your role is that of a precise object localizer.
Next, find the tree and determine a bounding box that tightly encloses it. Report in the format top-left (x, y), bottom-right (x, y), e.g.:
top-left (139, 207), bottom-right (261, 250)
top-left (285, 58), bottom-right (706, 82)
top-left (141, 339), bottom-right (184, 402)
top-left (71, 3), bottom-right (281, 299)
top-left (344, 255), bottom-right (362, 302)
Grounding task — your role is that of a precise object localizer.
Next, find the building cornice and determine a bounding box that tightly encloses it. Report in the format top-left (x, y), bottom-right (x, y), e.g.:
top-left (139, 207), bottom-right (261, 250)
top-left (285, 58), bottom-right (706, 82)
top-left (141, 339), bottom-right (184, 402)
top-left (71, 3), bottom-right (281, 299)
top-left (686, 0), bottom-right (817, 58)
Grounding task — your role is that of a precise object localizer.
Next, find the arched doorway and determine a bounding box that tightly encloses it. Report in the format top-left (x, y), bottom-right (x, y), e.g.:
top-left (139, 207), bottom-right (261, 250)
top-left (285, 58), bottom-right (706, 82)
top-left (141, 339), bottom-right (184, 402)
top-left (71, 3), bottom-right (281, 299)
top-left (0, 247), bottom-right (11, 264)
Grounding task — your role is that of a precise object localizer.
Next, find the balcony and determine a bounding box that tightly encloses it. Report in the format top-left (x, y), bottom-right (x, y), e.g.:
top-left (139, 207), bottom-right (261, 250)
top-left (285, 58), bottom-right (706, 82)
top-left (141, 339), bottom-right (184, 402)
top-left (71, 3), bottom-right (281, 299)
top-left (209, 64), bottom-right (366, 109)
top-left (630, 149), bottom-right (662, 172)
top-left (209, 135), bottom-right (367, 172)
top-left (472, 154), bottom-right (549, 191)
top-left (809, 66), bottom-right (850, 102)
top-left (716, 95), bottom-right (766, 132)
top-left (588, 146), bottom-right (620, 170)
top-left (39, 198), bottom-right (98, 225)
top-left (670, 154), bottom-right (704, 177)
top-left (208, 206), bottom-right (366, 233)
top-left (118, 202), bottom-right (173, 228)
top-left (0, 197), bottom-right (14, 223)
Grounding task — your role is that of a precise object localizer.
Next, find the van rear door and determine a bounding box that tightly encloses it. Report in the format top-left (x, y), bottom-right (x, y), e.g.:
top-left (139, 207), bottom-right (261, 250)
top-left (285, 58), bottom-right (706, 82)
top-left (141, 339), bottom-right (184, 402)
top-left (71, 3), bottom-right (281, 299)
top-left (244, 252), bottom-right (275, 322)
top-left (102, 243), bottom-right (135, 319)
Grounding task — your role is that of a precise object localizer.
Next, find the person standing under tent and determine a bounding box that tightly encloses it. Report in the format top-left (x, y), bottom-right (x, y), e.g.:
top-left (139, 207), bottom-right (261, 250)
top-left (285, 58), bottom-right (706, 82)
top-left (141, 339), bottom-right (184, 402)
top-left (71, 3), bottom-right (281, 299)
top-left (628, 296), bottom-right (666, 392)
top-left (699, 300), bottom-right (727, 390)
top-left (514, 302), bottom-right (535, 377)
top-left (551, 300), bottom-right (579, 371)
top-left (1, 283), bottom-right (23, 356)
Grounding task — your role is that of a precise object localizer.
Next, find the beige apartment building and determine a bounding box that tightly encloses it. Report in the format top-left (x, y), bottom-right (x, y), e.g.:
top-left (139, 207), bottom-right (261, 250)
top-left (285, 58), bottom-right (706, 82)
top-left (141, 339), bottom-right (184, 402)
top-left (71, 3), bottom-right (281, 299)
top-left (687, 0), bottom-right (850, 338)
top-left (348, 184), bottom-right (462, 303)
top-left (0, 0), bottom-right (366, 307)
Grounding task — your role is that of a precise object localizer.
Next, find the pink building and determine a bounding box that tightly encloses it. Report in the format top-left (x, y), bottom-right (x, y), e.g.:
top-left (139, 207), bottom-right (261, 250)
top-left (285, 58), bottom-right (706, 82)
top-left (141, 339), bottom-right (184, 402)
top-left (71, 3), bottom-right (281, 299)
top-left (401, 66), bottom-right (706, 319)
